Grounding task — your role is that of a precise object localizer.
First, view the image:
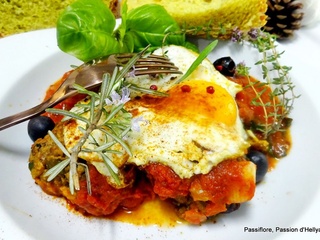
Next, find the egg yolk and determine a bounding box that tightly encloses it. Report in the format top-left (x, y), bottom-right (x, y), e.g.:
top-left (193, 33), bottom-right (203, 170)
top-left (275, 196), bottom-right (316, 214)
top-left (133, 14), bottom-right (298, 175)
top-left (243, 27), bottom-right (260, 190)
top-left (147, 80), bottom-right (238, 127)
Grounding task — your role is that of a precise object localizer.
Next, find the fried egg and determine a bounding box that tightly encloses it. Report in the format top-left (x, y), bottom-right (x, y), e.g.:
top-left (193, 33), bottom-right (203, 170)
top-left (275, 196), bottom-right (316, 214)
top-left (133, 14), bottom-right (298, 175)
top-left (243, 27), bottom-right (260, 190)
top-left (63, 45), bottom-right (250, 179)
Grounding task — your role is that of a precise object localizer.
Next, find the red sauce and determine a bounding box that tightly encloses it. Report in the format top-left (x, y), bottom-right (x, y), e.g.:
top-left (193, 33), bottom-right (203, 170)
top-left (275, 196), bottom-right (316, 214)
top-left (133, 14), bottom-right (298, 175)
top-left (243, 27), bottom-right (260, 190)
top-left (41, 73), bottom-right (291, 225)
top-left (66, 165), bottom-right (152, 216)
top-left (63, 164), bottom-right (181, 226)
top-left (42, 71), bottom-right (86, 123)
top-left (144, 160), bottom-right (256, 224)
top-left (228, 74), bottom-right (292, 162)
top-left (228, 75), bottom-right (283, 126)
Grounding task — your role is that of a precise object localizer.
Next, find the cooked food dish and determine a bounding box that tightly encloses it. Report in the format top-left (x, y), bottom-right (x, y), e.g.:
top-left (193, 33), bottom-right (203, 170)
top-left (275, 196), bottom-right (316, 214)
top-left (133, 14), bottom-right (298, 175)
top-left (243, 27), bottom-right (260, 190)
top-left (124, 0), bottom-right (268, 39)
top-left (0, 0), bottom-right (118, 37)
top-left (28, 45), bottom-right (291, 224)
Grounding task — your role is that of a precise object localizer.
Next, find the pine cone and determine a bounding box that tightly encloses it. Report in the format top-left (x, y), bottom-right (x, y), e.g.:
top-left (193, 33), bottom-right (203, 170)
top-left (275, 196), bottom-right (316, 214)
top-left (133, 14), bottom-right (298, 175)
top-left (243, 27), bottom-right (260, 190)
top-left (264, 0), bottom-right (304, 39)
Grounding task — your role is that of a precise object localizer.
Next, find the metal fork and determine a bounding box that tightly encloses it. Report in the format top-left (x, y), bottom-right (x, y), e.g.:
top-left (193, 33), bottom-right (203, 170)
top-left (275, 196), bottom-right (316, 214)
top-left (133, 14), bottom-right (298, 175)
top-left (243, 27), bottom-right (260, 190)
top-left (0, 53), bottom-right (182, 131)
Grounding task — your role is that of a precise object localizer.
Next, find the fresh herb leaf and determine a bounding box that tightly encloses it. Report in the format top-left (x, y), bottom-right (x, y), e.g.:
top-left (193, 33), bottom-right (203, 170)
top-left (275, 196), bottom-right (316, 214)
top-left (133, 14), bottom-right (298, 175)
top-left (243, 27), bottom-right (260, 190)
top-left (124, 4), bottom-right (186, 52)
top-left (56, 0), bottom-right (197, 62)
top-left (44, 50), bottom-right (148, 194)
top-left (57, 0), bottom-right (120, 62)
top-left (176, 40), bottom-right (218, 83)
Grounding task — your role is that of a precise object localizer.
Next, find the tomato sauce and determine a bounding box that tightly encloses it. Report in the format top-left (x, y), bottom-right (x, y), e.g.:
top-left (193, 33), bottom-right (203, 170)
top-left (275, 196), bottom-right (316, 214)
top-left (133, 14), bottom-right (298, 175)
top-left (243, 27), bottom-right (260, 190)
top-left (65, 164), bottom-right (181, 226)
top-left (42, 71), bottom-right (86, 123)
top-left (40, 73), bottom-right (291, 226)
top-left (228, 74), bottom-right (292, 163)
top-left (40, 74), bottom-right (182, 226)
top-left (228, 75), bottom-right (276, 124)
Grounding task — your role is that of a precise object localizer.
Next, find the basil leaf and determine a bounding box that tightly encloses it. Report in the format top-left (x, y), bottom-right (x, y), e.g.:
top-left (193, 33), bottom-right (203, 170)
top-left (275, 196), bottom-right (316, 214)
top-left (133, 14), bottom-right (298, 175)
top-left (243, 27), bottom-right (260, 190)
top-left (56, 0), bottom-right (198, 62)
top-left (125, 4), bottom-right (189, 52)
top-left (126, 4), bottom-right (180, 34)
top-left (57, 0), bottom-right (120, 62)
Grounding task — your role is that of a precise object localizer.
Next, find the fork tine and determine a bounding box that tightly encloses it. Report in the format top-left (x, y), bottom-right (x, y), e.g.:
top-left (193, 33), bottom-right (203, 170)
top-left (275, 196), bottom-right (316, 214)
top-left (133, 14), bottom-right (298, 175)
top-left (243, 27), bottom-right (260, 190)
top-left (115, 54), bottom-right (172, 65)
top-left (133, 63), bottom-right (180, 70)
top-left (115, 53), bottom-right (168, 60)
top-left (113, 53), bottom-right (183, 76)
top-left (134, 69), bottom-right (183, 76)
top-left (135, 59), bottom-right (175, 65)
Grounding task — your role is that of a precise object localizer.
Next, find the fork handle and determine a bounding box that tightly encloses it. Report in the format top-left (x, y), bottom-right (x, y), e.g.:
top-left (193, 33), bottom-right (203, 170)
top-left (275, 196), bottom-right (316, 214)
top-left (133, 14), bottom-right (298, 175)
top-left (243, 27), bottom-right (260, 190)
top-left (0, 101), bottom-right (51, 131)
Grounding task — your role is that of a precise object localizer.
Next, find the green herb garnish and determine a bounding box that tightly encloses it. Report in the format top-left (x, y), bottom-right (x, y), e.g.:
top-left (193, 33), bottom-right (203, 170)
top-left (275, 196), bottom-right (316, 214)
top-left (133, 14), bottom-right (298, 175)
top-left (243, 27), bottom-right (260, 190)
top-left (44, 50), bottom-right (148, 194)
top-left (176, 40), bottom-right (218, 83)
top-left (56, 0), bottom-right (197, 62)
top-left (232, 28), bottom-right (299, 139)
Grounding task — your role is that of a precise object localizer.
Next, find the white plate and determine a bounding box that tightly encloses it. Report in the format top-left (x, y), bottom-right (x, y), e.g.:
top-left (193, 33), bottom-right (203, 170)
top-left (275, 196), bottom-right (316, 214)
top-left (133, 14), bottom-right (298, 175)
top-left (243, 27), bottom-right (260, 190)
top-left (1, 23), bottom-right (320, 240)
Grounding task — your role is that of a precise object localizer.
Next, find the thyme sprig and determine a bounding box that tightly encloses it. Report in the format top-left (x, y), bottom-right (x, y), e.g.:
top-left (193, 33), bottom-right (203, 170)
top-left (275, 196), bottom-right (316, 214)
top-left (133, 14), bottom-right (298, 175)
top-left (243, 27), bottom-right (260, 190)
top-left (232, 28), bottom-right (299, 139)
top-left (180, 22), bottom-right (233, 39)
top-left (44, 50), bottom-right (148, 195)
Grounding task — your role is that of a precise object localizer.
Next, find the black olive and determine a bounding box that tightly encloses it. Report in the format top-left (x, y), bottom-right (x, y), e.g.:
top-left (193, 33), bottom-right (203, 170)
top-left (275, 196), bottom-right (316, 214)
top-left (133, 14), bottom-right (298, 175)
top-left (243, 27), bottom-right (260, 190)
top-left (213, 57), bottom-right (236, 76)
top-left (27, 116), bottom-right (55, 142)
top-left (223, 203), bottom-right (241, 214)
top-left (246, 150), bottom-right (268, 183)
top-left (280, 117), bottom-right (292, 129)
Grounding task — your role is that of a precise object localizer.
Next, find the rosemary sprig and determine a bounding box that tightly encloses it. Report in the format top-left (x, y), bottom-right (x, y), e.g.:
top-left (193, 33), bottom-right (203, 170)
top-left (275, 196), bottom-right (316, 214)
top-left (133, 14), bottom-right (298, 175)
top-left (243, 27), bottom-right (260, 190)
top-left (44, 50), bottom-right (147, 195)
